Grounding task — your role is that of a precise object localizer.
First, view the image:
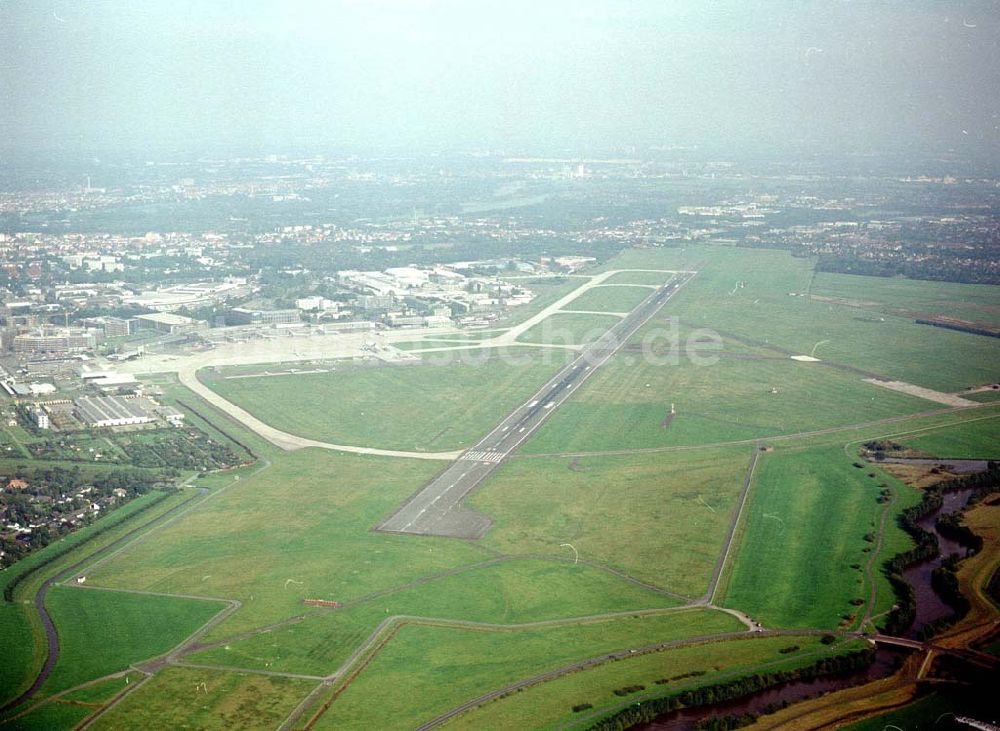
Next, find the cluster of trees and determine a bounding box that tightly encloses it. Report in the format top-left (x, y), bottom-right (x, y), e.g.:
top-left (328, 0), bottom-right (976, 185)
top-left (585, 649), bottom-right (875, 731)
top-left (0, 465), bottom-right (163, 567)
top-left (695, 712), bottom-right (763, 731)
top-left (21, 423), bottom-right (248, 473)
top-left (918, 470), bottom-right (1000, 640)
top-left (172, 400), bottom-right (257, 464)
top-left (862, 440), bottom-right (906, 456)
top-left (816, 254), bottom-right (1000, 285)
top-left (2, 489), bottom-right (173, 601)
top-left (121, 430), bottom-right (246, 471)
top-left (0, 521), bottom-right (55, 560)
top-left (26, 434), bottom-right (125, 463)
top-left (3, 464), bottom-right (160, 496)
top-left (655, 669), bottom-right (707, 685)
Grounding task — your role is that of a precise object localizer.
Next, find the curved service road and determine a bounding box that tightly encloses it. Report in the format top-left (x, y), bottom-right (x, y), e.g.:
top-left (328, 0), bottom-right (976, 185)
top-left (176, 366), bottom-right (462, 461)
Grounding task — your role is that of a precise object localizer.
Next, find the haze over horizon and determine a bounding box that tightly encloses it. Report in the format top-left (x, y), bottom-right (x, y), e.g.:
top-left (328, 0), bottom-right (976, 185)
top-left (2, 0), bottom-right (999, 160)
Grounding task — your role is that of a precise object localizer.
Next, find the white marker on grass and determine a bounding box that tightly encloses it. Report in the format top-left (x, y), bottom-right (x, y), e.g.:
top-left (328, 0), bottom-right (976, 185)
top-left (560, 543), bottom-right (579, 564)
top-left (810, 339), bottom-right (830, 358)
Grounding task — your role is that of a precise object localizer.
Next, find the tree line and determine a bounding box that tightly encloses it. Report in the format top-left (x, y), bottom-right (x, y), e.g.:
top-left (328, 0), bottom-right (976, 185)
top-left (584, 649), bottom-right (875, 731)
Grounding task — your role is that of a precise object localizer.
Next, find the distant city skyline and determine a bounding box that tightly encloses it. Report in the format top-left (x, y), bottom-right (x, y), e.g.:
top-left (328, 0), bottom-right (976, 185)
top-left (2, 0), bottom-right (998, 161)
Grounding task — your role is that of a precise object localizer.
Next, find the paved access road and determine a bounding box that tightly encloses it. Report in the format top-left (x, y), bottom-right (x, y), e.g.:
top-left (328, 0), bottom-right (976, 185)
top-left (176, 364), bottom-right (463, 461)
top-left (376, 272), bottom-right (696, 539)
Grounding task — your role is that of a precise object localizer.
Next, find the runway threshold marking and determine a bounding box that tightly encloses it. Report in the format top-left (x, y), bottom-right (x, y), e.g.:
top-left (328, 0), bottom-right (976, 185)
top-left (462, 450), bottom-right (505, 463)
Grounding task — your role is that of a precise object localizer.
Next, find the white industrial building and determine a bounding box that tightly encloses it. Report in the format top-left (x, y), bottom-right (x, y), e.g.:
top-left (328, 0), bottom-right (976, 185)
top-left (81, 370), bottom-right (139, 391)
top-left (31, 409), bottom-right (49, 430)
top-left (123, 281), bottom-right (250, 312)
top-left (74, 395), bottom-right (154, 427)
top-left (155, 405), bottom-right (185, 427)
top-left (134, 312), bottom-right (208, 334)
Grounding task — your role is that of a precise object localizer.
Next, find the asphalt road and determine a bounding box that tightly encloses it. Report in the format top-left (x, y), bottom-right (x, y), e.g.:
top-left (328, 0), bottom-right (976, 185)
top-left (376, 272), bottom-right (696, 539)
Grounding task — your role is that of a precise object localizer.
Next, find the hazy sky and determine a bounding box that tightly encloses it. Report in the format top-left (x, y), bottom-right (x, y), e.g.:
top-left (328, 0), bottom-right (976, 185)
top-left (2, 0), bottom-right (998, 157)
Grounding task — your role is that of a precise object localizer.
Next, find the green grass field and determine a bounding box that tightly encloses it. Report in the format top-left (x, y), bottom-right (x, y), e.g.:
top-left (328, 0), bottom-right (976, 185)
top-left (3, 700), bottom-right (95, 731)
top-left (604, 270), bottom-right (678, 286)
top-left (562, 284), bottom-right (654, 313)
top-left (441, 635), bottom-right (845, 731)
top-left (185, 558), bottom-right (680, 677)
top-left (39, 586), bottom-right (223, 696)
top-left (967, 389), bottom-right (1000, 402)
top-left (896, 413), bottom-right (1000, 458)
top-left (5, 676), bottom-right (143, 731)
top-left (83, 450), bottom-right (483, 636)
top-left (204, 351), bottom-right (571, 451)
top-left (495, 277), bottom-right (590, 326)
top-left (87, 667), bottom-right (314, 731)
top-left (595, 248), bottom-right (705, 274)
top-left (812, 271), bottom-right (1000, 326)
top-left (312, 609), bottom-right (742, 730)
top-left (720, 445), bottom-right (900, 629)
top-left (0, 602), bottom-right (36, 712)
top-left (0, 488), bottom-right (198, 711)
top-left (472, 448), bottom-right (752, 597)
top-left (521, 353), bottom-right (931, 454)
top-left (517, 312), bottom-right (623, 346)
top-left (866, 472), bottom-right (924, 627)
top-left (60, 673), bottom-right (142, 703)
top-left (389, 339), bottom-right (480, 350)
top-left (628, 246), bottom-right (1000, 392)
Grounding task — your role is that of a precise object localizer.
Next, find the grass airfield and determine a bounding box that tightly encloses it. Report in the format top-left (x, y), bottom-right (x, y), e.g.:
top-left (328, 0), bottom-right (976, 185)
top-left (203, 349), bottom-right (573, 452)
top-left (470, 447), bottom-right (751, 597)
top-left (3, 245), bottom-right (998, 729)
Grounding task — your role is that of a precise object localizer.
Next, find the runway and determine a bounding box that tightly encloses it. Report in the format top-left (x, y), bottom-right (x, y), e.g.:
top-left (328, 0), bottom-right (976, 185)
top-left (375, 271), bottom-right (696, 539)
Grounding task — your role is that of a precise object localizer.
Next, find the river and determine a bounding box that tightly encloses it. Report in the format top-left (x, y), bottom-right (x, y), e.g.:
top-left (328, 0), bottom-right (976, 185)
top-left (903, 487), bottom-right (974, 638)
